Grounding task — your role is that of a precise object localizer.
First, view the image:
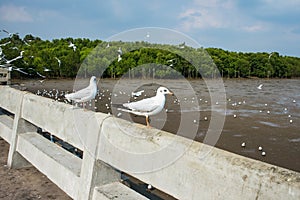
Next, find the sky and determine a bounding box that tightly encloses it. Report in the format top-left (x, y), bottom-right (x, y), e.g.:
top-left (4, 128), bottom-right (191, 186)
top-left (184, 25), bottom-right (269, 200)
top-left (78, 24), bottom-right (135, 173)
top-left (0, 0), bottom-right (299, 57)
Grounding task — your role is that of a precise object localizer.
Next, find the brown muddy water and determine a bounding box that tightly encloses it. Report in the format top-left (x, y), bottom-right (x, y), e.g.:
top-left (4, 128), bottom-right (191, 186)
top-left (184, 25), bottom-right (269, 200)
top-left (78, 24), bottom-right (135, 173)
top-left (10, 78), bottom-right (300, 172)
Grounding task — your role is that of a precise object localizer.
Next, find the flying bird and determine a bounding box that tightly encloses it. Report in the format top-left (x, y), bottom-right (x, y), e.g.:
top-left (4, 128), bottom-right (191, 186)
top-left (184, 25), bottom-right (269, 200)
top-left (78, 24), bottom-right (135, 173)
top-left (2, 29), bottom-right (18, 38)
top-left (117, 47), bottom-right (122, 55)
top-left (44, 67), bottom-right (51, 72)
top-left (55, 57), bottom-right (61, 67)
top-left (68, 42), bottom-right (77, 51)
top-left (117, 47), bottom-right (122, 62)
top-left (12, 67), bottom-right (29, 75)
top-left (65, 76), bottom-right (98, 103)
top-left (257, 84), bottom-right (263, 90)
top-left (118, 87), bottom-right (173, 127)
top-left (268, 52), bottom-right (273, 59)
top-left (131, 90), bottom-right (144, 97)
top-left (117, 54), bottom-right (122, 62)
top-left (4, 51), bottom-right (24, 64)
top-left (0, 41), bottom-right (11, 47)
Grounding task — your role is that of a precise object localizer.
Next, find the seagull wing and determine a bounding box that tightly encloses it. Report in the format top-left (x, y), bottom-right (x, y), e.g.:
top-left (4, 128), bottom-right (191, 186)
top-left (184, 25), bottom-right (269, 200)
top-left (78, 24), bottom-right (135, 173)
top-left (2, 29), bottom-right (9, 34)
top-left (65, 86), bottom-right (93, 102)
top-left (123, 97), bottom-right (160, 112)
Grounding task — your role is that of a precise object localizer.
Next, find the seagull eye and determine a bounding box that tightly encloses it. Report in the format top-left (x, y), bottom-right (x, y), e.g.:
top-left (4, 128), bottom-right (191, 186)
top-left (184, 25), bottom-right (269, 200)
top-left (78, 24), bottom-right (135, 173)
top-left (164, 89), bottom-right (167, 92)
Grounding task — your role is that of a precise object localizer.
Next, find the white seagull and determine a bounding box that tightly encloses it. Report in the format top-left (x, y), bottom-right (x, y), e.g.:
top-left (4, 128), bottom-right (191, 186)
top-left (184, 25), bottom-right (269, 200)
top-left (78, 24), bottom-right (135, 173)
top-left (117, 47), bottom-right (122, 55)
top-left (268, 52), bottom-right (273, 59)
top-left (118, 87), bottom-right (173, 127)
top-left (55, 57), bottom-right (61, 67)
top-left (12, 67), bottom-right (29, 75)
top-left (257, 84), bottom-right (263, 90)
top-left (4, 51), bottom-right (24, 64)
top-left (0, 41), bottom-right (11, 47)
top-left (68, 42), bottom-right (77, 51)
top-left (44, 67), bottom-right (51, 72)
top-left (2, 29), bottom-right (18, 38)
top-left (117, 54), bottom-right (122, 62)
top-left (132, 90), bottom-right (144, 97)
top-left (65, 76), bottom-right (98, 103)
top-left (117, 47), bottom-right (122, 62)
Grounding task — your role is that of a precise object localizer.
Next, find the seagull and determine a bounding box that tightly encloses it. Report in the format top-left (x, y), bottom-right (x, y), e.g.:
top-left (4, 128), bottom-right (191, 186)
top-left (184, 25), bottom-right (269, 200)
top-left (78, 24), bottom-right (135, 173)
top-left (2, 29), bottom-right (18, 38)
top-left (117, 47), bottom-right (122, 55)
top-left (4, 51), bottom-right (24, 64)
top-left (179, 42), bottom-right (185, 49)
top-left (106, 43), bottom-right (110, 48)
top-left (36, 72), bottom-right (46, 79)
top-left (257, 84), bottom-right (263, 90)
top-left (117, 54), bottom-right (122, 62)
top-left (118, 87), bottom-right (173, 127)
top-left (12, 67), bottom-right (29, 75)
top-left (23, 40), bottom-right (31, 46)
top-left (117, 47), bottom-right (122, 62)
top-left (68, 42), bottom-right (77, 51)
top-left (44, 67), bottom-right (51, 72)
top-left (65, 76), bottom-right (98, 103)
top-left (268, 52), bottom-right (273, 59)
top-left (132, 90), bottom-right (144, 97)
top-left (0, 41), bottom-right (11, 47)
top-left (55, 57), bottom-right (61, 67)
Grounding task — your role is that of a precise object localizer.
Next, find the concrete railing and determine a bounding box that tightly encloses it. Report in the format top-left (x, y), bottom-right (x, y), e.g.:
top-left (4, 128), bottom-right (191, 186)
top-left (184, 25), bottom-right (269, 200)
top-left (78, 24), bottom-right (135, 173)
top-left (0, 86), bottom-right (299, 200)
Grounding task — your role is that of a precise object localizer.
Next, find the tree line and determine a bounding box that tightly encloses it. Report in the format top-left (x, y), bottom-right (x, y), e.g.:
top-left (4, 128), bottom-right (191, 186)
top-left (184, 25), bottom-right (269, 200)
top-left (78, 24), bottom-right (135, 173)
top-left (0, 34), bottom-right (299, 79)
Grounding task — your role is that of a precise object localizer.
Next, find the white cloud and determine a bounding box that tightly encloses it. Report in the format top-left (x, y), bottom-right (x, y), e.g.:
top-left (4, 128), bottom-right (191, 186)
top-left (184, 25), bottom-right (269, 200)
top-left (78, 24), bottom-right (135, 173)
top-left (178, 0), bottom-right (238, 31)
top-left (0, 5), bottom-right (33, 22)
top-left (242, 24), bottom-right (267, 32)
top-left (178, 0), bottom-right (273, 33)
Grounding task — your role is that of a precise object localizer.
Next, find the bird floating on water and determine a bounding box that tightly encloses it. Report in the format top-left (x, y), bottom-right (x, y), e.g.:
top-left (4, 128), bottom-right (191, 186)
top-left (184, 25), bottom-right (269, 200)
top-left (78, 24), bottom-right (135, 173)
top-left (118, 87), bottom-right (173, 127)
top-left (65, 76), bottom-right (97, 103)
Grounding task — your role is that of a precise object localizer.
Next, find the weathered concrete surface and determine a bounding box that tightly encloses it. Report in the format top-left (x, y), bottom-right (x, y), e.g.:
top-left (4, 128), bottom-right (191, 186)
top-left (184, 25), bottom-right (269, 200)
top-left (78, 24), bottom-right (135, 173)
top-left (0, 86), bottom-right (299, 200)
top-left (92, 182), bottom-right (149, 200)
top-left (0, 114), bottom-right (13, 143)
top-left (98, 114), bottom-right (300, 200)
top-left (17, 132), bottom-right (81, 198)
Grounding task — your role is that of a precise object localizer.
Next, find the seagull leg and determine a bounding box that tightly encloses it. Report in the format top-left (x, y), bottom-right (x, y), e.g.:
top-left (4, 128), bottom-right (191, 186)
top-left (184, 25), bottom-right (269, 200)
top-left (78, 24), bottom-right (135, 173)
top-left (146, 116), bottom-right (151, 127)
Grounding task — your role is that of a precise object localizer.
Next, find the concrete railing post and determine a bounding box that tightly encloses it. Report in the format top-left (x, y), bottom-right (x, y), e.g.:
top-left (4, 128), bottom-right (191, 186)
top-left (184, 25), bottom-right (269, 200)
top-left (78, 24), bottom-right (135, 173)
top-left (77, 115), bottom-right (121, 200)
top-left (7, 93), bottom-right (35, 168)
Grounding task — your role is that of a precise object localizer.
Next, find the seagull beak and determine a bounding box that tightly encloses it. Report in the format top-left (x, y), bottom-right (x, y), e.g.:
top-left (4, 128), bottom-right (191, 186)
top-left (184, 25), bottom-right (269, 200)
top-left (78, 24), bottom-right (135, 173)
top-left (168, 92), bottom-right (174, 96)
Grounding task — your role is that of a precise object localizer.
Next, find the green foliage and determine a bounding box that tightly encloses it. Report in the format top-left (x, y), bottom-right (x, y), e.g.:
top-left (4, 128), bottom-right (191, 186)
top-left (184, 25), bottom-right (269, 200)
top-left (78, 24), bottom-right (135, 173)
top-left (0, 35), bottom-right (300, 79)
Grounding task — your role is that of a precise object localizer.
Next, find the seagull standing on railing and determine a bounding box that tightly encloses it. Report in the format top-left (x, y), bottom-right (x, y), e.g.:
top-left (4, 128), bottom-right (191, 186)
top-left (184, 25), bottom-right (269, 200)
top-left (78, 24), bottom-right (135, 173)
top-left (118, 87), bottom-right (173, 127)
top-left (65, 76), bottom-right (98, 103)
